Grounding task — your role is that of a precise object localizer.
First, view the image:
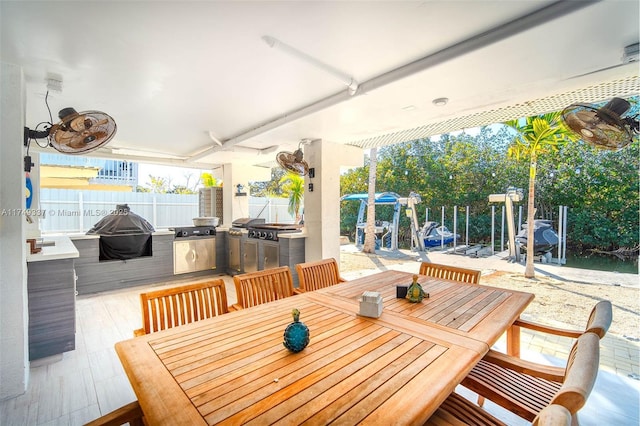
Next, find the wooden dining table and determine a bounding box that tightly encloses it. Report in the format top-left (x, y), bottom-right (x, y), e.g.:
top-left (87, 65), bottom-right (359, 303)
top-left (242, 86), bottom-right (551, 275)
top-left (316, 270), bottom-right (535, 348)
top-left (115, 270), bottom-right (533, 425)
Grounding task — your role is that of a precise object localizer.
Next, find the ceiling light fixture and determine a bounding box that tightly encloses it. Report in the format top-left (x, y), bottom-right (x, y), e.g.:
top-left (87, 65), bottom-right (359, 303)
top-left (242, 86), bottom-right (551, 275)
top-left (46, 73), bottom-right (63, 92)
top-left (262, 35), bottom-right (359, 96)
top-left (432, 97), bottom-right (449, 107)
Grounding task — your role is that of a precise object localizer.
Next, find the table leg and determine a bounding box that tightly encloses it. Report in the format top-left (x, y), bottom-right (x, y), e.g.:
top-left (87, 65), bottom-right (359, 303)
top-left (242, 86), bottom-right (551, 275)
top-left (506, 324), bottom-right (521, 357)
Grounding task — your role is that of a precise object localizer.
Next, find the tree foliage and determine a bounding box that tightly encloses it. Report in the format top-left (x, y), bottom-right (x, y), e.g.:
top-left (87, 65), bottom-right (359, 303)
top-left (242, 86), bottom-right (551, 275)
top-left (279, 172), bottom-right (304, 223)
top-left (251, 168), bottom-right (288, 197)
top-left (505, 112), bottom-right (578, 277)
top-left (340, 122), bottom-right (639, 254)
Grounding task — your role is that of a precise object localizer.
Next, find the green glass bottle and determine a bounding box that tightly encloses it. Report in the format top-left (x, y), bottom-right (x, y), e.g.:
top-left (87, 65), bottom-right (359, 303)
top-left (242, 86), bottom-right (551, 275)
top-left (283, 308), bottom-right (310, 353)
top-left (406, 274), bottom-right (425, 303)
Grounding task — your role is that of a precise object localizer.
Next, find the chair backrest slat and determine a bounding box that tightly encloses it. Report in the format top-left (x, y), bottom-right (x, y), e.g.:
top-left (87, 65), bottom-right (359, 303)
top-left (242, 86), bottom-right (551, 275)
top-left (296, 258), bottom-right (345, 292)
top-left (233, 266), bottom-right (295, 308)
top-left (139, 279), bottom-right (229, 335)
top-left (419, 261), bottom-right (481, 284)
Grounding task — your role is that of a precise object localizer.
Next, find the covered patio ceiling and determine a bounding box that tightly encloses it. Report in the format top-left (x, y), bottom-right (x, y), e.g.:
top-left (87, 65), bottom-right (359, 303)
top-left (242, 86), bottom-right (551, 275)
top-left (2, 1), bottom-right (638, 169)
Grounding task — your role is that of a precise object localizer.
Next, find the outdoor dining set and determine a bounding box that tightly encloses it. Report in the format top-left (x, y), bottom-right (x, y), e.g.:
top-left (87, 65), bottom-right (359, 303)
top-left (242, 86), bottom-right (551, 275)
top-left (85, 258), bottom-right (612, 426)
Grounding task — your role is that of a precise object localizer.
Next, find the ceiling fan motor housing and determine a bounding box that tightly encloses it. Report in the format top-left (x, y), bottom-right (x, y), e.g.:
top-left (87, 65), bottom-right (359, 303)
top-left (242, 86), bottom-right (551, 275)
top-left (599, 97), bottom-right (630, 122)
top-left (58, 107), bottom-right (79, 121)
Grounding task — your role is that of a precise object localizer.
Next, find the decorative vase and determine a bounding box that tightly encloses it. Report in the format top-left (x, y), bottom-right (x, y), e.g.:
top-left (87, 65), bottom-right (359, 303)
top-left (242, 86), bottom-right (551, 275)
top-left (406, 274), bottom-right (425, 303)
top-left (283, 308), bottom-right (310, 353)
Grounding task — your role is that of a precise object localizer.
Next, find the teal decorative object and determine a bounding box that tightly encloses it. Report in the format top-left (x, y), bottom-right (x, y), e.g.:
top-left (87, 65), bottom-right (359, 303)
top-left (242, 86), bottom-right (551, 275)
top-left (406, 274), bottom-right (425, 303)
top-left (283, 308), bottom-right (310, 353)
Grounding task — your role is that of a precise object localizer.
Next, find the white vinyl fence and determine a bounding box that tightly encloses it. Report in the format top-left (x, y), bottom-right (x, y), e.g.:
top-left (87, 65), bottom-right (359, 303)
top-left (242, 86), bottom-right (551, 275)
top-left (39, 189), bottom-right (297, 233)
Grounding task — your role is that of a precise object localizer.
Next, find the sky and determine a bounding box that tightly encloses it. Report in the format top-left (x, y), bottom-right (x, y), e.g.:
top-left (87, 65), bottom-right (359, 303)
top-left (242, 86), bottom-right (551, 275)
top-left (137, 163), bottom-right (209, 190)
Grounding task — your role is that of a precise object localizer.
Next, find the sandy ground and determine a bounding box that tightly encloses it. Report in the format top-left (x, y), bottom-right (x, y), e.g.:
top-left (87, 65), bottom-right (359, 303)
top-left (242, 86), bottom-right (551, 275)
top-left (339, 249), bottom-right (640, 339)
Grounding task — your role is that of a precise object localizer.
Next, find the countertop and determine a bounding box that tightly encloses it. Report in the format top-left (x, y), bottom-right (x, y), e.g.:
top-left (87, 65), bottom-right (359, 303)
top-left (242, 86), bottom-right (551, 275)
top-left (43, 230), bottom-right (175, 241)
top-left (27, 235), bottom-right (80, 263)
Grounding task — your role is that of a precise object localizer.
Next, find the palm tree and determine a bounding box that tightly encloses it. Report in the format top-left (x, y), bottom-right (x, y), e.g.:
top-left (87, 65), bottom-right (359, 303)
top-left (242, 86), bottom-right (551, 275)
top-left (363, 147), bottom-right (378, 254)
top-left (279, 172), bottom-right (304, 223)
top-left (505, 112), bottom-right (577, 278)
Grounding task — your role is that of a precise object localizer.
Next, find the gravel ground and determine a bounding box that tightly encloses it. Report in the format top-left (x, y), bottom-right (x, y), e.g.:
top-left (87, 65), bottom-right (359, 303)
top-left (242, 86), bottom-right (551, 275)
top-left (339, 248), bottom-right (640, 339)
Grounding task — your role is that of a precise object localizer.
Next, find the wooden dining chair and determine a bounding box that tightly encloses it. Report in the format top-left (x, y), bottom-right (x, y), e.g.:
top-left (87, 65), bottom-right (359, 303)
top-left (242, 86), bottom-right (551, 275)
top-left (133, 279), bottom-right (229, 336)
top-left (532, 404), bottom-right (572, 426)
top-left (460, 331), bottom-right (601, 422)
top-left (418, 261), bottom-right (481, 284)
top-left (84, 400), bottom-right (144, 426)
top-left (427, 332), bottom-right (600, 425)
top-left (232, 266), bottom-right (295, 310)
top-left (507, 300), bottom-right (612, 357)
top-left (427, 397), bottom-right (572, 426)
top-left (295, 258), bottom-right (346, 292)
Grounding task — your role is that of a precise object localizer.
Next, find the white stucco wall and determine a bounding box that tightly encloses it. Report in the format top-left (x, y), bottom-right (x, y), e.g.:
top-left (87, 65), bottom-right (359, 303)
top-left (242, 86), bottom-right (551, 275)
top-left (304, 140), bottom-right (362, 262)
top-left (0, 62), bottom-right (29, 399)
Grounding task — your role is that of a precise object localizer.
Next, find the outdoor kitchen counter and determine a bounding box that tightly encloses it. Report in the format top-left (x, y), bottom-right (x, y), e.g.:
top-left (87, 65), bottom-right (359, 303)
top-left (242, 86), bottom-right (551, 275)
top-left (63, 229), bottom-right (174, 240)
top-left (26, 235), bottom-right (79, 262)
top-left (278, 228), bottom-right (307, 238)
top-left (26, 235), bottom-right (79, 360)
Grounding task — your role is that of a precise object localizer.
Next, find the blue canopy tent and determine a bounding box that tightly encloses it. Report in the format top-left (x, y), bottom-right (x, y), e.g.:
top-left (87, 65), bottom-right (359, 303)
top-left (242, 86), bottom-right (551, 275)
top-left (340, 192), bottom-right (404, 250)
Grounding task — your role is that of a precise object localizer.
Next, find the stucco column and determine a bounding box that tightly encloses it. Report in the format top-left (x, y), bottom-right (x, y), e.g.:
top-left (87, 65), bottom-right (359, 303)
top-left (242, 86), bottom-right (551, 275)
top-left (0, 62), bottom-right (29, 399)
top-left (221, 163), bottom-right (271, 226)
top-left (303, 140), bottom-right (362, 262)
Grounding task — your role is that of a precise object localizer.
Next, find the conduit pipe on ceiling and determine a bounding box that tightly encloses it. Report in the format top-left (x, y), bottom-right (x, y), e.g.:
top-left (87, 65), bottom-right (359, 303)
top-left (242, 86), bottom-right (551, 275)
top-left (187, 0), bottom-right (599, 162)
top-left (262, 36), bottom-right (359, 96)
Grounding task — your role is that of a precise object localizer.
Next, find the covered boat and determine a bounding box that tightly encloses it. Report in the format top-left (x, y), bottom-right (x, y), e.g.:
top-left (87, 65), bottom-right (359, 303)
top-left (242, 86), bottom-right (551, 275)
top-left (420, 221), bottom-right (459, 247)
top-left (515, 219), bottom-right (559, 254)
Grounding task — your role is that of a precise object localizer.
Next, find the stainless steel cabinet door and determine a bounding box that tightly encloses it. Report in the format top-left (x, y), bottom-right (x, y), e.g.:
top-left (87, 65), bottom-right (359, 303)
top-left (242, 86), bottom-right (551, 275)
top-left (174, 238), bottom-right (216, 274)
top-left (174, 240), bottom-right (195, 274)
top-left (263, 242), bottom-right (279, 270)
top-left (228, 236), bottom-right (241, 272)
top-left (244, 241), bottom-right (258, 273)
top-left (195, 238), bottom-right (215, 271)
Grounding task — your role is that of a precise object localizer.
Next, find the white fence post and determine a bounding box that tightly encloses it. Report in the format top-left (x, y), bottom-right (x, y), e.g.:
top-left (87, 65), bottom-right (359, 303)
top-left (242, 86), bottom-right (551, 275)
top-left (491, 205), bottom-right (495, 255)
top-left (500, 205), bottom-right (505, 252)
top-left (78, 192), bottom-right (84, 232)
top-left (465, 206), bottom-right (470, 247)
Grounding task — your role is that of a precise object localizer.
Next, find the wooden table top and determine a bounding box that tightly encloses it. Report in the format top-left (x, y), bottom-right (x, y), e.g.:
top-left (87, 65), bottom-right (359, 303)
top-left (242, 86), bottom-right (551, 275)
top-left (115, 270), bottom-right (533, 425)
top-left (317, 270), bottom-right (534, 346)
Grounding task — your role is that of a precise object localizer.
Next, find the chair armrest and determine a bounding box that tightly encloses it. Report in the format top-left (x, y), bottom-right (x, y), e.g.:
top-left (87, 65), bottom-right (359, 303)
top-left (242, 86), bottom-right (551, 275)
top-left (514, 318), bottom-right (582, 339)
top-left (229, 304), bottom-right (243, 311)
top-left (133, 328), bottom-right (146, 337)
top-left (483, 349), bottom-right (566, 382)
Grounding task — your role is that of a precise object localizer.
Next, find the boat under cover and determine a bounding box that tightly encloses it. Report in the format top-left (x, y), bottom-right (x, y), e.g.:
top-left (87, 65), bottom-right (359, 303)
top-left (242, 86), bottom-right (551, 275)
top-left (515, 219), bottom-right (559, 254)
top-left (421, 221), bottom-right (459, 247)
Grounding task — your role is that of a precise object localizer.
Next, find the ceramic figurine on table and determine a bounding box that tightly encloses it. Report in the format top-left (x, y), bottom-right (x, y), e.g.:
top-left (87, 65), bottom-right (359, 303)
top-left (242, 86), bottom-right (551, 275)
top-left (406, 274), bottom-right (425, 303)
top-left (283, 308), bottom-right (310, 353)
